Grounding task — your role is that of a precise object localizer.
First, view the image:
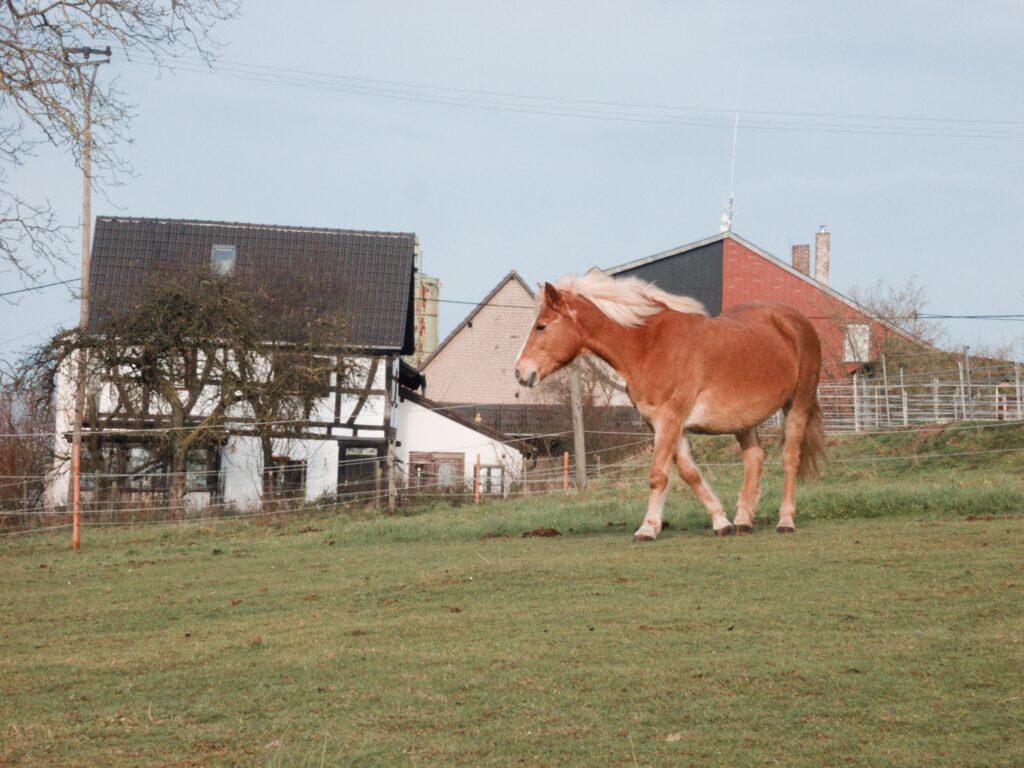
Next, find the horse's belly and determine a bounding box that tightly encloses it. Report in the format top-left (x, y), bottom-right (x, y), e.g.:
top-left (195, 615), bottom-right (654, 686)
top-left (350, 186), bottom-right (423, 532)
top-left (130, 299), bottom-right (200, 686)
top-left (683, 393), bottom-right (782, 434)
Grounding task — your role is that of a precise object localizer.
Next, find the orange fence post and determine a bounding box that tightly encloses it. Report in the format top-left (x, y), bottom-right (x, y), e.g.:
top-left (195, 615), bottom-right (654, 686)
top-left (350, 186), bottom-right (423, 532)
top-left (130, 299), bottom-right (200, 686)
top-left (71, 443), bottom-right (81, 549)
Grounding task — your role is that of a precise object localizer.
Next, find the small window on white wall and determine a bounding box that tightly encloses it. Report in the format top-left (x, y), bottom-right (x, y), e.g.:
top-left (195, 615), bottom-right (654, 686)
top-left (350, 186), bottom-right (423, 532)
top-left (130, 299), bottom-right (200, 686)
top-left (480, 466), bottom-right (504, 495)
top-left (844, 323), bottom-right (870, 363)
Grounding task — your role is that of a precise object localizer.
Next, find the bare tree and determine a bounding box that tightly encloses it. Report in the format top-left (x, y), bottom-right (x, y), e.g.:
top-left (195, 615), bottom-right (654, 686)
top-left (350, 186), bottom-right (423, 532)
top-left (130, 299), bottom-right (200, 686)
top-left (846, 277), bottom-right (949, 373)
top-left (0, 1), bottom-right (238, 279)
top-left (27, 268), bottom-right (353, 513)
top-left (0, 364), bottom-right (53, 527)
top-left (228, 273), bottom-right (354, 504)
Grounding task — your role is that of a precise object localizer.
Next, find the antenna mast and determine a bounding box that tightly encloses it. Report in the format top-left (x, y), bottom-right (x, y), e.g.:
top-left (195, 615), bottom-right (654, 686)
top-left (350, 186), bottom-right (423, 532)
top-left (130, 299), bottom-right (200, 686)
top-left (720, 113), bottom-right (739, 232)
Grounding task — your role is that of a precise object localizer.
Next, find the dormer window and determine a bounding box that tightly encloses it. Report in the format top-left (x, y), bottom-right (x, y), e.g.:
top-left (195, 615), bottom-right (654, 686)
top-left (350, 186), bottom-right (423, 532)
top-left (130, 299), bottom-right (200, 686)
top-left (211, 244), bottom-right (236, 276)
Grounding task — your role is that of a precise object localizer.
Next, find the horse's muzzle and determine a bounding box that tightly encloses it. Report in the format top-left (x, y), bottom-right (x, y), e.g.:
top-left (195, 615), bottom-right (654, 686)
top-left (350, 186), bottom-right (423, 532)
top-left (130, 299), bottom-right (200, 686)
top-left (515, 367), bottom-right (537, 388)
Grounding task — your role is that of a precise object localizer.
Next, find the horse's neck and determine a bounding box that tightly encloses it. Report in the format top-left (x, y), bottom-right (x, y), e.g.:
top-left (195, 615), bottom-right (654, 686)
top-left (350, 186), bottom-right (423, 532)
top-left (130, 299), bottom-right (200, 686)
top-left (575, 303), bottom-right (649, 391)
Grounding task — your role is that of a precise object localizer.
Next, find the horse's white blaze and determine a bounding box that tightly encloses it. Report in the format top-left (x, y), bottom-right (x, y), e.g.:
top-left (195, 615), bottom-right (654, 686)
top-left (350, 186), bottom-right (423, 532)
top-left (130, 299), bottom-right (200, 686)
top-left (514, 314), bottom-right (541, 386)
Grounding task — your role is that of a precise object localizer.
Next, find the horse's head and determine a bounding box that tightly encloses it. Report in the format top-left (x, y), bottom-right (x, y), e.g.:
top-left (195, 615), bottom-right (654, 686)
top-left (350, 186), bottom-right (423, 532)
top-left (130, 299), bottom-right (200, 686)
top-left (514, 282), bottom-right (584, 388)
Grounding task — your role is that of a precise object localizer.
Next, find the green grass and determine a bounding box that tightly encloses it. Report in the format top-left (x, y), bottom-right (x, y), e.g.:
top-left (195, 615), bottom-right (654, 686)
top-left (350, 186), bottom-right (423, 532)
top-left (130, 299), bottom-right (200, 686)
top-left (1, 423), bottom-right (1022, 767)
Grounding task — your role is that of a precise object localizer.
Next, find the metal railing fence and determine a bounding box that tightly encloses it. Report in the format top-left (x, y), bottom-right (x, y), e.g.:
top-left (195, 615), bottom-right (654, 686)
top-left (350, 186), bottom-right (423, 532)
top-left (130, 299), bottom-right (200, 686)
top-left (818, 362), bottom-right (1022, 432)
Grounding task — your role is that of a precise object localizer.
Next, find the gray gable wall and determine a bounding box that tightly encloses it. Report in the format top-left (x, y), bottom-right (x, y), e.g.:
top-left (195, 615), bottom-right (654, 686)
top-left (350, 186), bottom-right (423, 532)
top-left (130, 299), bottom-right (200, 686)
top-left (606, 240), bottom-right (723, 316)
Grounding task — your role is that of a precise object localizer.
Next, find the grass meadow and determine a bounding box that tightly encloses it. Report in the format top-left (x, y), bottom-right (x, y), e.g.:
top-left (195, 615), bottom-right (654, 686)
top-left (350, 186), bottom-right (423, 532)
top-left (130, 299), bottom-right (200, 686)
top-left (1, 423), bottom-right (1022, 767)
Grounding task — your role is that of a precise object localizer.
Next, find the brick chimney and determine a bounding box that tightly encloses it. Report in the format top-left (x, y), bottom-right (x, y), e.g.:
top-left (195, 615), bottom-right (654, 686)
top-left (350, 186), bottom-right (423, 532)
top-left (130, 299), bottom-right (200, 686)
top-left (814, 225), bottom-right (830, 285)
top-left (791, 244), bottom-right (810, 275)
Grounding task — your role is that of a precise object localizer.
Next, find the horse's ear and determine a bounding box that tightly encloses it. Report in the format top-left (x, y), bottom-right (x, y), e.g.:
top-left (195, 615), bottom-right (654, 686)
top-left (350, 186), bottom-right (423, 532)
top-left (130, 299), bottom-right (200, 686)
top-left (543, 282), bottom-right (563, 308)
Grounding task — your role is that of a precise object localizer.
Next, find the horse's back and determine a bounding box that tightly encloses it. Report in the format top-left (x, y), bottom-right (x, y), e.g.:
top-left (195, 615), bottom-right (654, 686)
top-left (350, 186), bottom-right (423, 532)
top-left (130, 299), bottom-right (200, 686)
top-left (717, 301), bottom-right (819, 355)
top-left (704, 301), bottom-right (821, 391)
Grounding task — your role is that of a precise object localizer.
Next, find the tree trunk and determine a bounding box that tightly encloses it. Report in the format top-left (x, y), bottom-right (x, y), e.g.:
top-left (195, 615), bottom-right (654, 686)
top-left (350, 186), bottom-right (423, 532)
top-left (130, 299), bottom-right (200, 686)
top-left (168, 441), bottom-right (188, 519)
top-left (259, 431), bottom-right (276, 508)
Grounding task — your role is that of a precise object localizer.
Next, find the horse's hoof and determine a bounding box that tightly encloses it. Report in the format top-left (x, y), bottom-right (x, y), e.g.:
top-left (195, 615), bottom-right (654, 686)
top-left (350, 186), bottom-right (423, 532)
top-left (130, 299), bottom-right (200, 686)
top-left (714, 525), bottom-right (735, 537)
top-left (633, 533), bottom-right (656, 543)
top-left (735, 524), bottom-right (753, 535)
top-left (776, 526), bottom-right (795, 534)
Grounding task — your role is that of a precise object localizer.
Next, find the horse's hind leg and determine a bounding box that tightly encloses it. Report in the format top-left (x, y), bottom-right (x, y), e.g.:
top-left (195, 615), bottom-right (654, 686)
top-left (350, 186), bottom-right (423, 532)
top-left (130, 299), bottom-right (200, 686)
top-left (733, 428), bottom-right (764, 533)
top-left (777, 408), bottom-right (807, 533)
top-left (675, 433), bottom-right (733, 537)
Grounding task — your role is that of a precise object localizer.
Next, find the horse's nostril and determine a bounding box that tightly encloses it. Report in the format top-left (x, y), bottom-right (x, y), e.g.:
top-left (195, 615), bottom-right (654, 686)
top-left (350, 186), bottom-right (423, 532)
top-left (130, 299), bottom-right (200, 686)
top-left (515, 368), bottom-right (536, 388)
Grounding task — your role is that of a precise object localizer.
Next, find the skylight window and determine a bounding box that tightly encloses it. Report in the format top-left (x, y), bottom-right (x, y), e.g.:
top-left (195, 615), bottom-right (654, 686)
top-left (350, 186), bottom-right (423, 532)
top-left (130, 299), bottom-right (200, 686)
top-left (211, 244), bottom-right (236, 276)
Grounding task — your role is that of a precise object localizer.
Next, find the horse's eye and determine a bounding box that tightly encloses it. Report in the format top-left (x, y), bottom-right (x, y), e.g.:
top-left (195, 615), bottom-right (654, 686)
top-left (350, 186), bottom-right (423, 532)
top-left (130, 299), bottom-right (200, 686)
top-left (535, 323), bottom-right (547, 332)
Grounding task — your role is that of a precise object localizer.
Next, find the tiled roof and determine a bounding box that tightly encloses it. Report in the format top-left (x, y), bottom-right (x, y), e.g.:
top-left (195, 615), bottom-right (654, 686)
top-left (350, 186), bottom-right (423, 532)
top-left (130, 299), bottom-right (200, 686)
top-left (88, 217), bottom-right (417, 352)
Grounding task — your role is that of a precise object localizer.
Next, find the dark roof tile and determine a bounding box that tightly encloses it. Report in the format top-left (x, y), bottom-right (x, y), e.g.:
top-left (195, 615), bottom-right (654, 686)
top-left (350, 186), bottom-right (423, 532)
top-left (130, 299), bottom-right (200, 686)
top-left (88, 217), bottom-right (417, 352)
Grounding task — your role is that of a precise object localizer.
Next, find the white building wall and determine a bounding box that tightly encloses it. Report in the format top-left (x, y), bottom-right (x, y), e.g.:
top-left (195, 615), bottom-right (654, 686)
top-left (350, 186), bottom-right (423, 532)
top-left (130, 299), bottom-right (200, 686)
top-left (220, 435), bottom-right (340, 509)
top-left (44, 351), bottom-right (76, 509)
top-left (395, 395), bottom-right (523, 491)
top-left (45, 351), bottom-right (390, 509)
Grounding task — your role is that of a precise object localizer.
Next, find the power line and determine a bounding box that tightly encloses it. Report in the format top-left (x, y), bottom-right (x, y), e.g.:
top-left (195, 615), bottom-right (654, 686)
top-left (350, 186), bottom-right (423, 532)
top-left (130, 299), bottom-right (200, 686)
top-left (184, 55), bottom-right (1024, 127)
top-left (125, 54), bottom-right (1024, 141)
top-left (0, 278), bottom-right (80, 299)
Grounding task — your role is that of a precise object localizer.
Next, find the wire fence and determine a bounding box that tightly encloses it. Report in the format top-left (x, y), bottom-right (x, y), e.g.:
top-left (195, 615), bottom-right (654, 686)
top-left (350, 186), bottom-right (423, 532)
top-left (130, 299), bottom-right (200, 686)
top-left (2, 363), bottom-right (1022, 536)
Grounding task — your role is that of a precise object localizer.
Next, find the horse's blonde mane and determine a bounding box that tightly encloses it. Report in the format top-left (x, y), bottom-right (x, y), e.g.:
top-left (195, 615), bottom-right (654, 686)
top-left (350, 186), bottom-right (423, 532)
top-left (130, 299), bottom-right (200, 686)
top-left (551, 272), bottom-right (708, 327)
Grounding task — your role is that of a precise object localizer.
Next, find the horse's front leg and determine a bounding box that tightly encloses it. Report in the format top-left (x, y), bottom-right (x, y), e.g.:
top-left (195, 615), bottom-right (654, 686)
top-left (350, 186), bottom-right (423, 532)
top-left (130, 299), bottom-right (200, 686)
top-left (632, 420), bottom-right (680, 542)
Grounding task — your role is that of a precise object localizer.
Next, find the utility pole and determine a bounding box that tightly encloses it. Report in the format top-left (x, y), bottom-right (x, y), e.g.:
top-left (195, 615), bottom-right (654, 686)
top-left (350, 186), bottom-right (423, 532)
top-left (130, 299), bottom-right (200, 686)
top-left (570, 364), bottom-right (587, 495)
top-left (66, 46), bottom-right (111, 550)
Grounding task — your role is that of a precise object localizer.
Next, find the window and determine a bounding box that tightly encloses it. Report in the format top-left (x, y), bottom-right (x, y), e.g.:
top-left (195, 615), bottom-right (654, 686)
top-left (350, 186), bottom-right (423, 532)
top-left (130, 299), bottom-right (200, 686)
top-left (408, 452), bottom-right (464, 491)
top-left (266, 457), bottom-right (306, 497)
top-left (186, 446), bottom-right (219, 492)
top-left (339, 446), bottom-right (381, 487)
top-left (80, 443), bottom-right (220, 496)
top-left (843, 323), bottom-right (871, 363)
top-left (479, 465), bottom-right (505, 496)
top-left (211, 244), bottom-right (236, 276)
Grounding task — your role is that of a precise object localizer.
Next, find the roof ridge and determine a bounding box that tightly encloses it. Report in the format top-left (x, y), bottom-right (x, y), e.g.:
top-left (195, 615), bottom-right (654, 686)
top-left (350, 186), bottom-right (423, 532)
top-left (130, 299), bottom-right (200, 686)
top-left (95, 215), bottom-right (415, 239)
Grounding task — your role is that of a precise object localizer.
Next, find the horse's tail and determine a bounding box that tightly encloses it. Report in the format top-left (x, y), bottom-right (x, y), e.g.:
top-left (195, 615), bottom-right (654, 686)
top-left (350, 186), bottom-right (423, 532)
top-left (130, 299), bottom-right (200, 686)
top-left (797, 398), bottom-right (826, 480)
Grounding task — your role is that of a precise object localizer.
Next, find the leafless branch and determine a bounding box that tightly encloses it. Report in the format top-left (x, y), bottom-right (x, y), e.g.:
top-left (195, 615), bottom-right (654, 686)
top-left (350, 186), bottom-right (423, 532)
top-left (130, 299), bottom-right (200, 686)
top-left (0, 0), bottom-right (238, 277)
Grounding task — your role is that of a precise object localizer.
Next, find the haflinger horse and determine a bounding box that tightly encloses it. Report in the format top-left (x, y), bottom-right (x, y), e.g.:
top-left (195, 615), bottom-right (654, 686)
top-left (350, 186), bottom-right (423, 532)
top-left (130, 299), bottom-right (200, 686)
top-left (514, 272), bottom-right (825, 540)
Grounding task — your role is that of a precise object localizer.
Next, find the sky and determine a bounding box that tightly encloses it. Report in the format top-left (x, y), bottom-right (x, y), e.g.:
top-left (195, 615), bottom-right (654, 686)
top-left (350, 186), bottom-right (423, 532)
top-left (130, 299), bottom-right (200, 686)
top-left (2, 0), bottom-right (1023, 368)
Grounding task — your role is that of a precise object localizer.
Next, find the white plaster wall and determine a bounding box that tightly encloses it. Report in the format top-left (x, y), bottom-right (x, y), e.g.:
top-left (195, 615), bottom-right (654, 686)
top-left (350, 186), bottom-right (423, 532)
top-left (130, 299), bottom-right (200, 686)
top-left (395, 396), bottom-right (523, 491)
top-left (220, 435), bottom-right (339, 509)
top-left (43, 352), bottom-right (76, 508)
top-left (45, 352), bottom-right (386, 509)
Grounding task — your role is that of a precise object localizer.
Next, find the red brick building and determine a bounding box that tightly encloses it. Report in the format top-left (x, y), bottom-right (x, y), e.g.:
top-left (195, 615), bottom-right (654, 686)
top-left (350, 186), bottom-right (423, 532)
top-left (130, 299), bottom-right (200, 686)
top-left (605, 229), bottom-right (910, 380)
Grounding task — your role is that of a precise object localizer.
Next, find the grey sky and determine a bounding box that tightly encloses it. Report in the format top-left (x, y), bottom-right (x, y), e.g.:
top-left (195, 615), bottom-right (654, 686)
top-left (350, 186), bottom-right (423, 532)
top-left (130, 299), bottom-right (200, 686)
top-left (2, 0), bottom-right (1022, 365)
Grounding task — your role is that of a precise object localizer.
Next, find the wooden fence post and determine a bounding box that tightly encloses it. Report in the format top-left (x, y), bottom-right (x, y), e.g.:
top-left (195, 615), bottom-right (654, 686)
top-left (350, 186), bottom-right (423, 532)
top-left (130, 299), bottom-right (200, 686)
top-left (474, 454), bottom-right (481, 504)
